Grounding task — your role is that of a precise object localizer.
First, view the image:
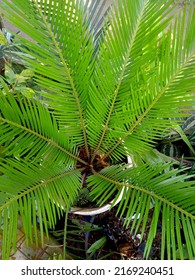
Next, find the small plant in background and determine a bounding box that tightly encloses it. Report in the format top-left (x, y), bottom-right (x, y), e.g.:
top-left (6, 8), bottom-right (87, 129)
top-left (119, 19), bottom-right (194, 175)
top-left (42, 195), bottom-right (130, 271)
top-left (0, 0), bottom-right (195, 260)
top-left (157, 114), bottom-right (195, 172)
top-left (1, 66), bottom-right (35, 99)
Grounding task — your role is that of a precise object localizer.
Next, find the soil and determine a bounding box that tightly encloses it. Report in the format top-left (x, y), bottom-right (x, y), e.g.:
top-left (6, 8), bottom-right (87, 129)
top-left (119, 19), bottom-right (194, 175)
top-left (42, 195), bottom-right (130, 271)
top-left (53, 206), bottom-right (162, 260)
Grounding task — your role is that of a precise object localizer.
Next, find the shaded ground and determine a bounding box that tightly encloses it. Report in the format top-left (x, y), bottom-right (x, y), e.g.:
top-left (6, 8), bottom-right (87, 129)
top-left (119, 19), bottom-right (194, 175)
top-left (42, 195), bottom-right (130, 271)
top-left (53, 207), bottom-right (162, 260)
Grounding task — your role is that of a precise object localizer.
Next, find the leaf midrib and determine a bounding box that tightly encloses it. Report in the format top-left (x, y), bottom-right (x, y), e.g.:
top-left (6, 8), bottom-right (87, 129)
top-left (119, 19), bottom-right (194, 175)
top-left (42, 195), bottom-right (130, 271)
top-left (33, 1), bottom-right (89, 156)
top-left (0, 116), bottom-right (87, 165)
top-left (0, 168), bottom-right (84, 211)
top-left (92, 2), bottom-right (147, 160)
top-left (103, 53), bottom-right (195, 159)
top-left (92, 168), bottom-right (195, 220)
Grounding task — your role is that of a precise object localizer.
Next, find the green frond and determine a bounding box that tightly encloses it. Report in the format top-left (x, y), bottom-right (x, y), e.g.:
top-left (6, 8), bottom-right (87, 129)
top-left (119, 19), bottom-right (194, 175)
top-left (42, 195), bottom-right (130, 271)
top-left (0, 88), bottom-right (84, 165)
top-left (88, 163), bottom-right (195, 259)
top-left (111, 4), bottom-right (194, 158)
top-left (87, 0), bottom-right (177, 155)
top-left (1, 0), bottom-right (96, 151)
top-left (87, 1), bottom-right (195, 160)
top-left (0, 159), bottom-right (82, 259)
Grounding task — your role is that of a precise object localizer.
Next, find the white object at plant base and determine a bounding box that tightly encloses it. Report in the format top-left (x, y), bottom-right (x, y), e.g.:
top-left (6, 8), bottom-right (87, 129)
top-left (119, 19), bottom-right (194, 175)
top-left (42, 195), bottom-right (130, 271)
top-left (70, 156), bottom-right (133, 216)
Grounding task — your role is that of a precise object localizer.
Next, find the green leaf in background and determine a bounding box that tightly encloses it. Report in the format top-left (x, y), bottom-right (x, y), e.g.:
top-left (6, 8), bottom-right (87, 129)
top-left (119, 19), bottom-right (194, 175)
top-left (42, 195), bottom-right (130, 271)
top-left (87, 236), bottom-right (107, 254)
top-left (20, 87), bottom-right (35, 98)
top-left (189, 131), bottom-right (195, 146)
top-left (175, 125), bottom-right (195, 156)
top-left (20, 69), bottom-right (34, 78)
top-left (4, 66), bottom-right (15, 84)
top-left (72, 219), bottom-right (101, 232)
top-left (15, 69), bottom-right (34, 83)
top-left (182, 115), bottom-right (195, 135)
top-left (0, 30), bottom-right (7, 45)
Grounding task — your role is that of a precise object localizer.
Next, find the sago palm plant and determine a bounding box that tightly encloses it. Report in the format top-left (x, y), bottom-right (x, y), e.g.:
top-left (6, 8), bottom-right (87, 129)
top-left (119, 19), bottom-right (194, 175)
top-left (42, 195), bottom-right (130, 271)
top-left (0, 0), bottom-right (195, 260)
